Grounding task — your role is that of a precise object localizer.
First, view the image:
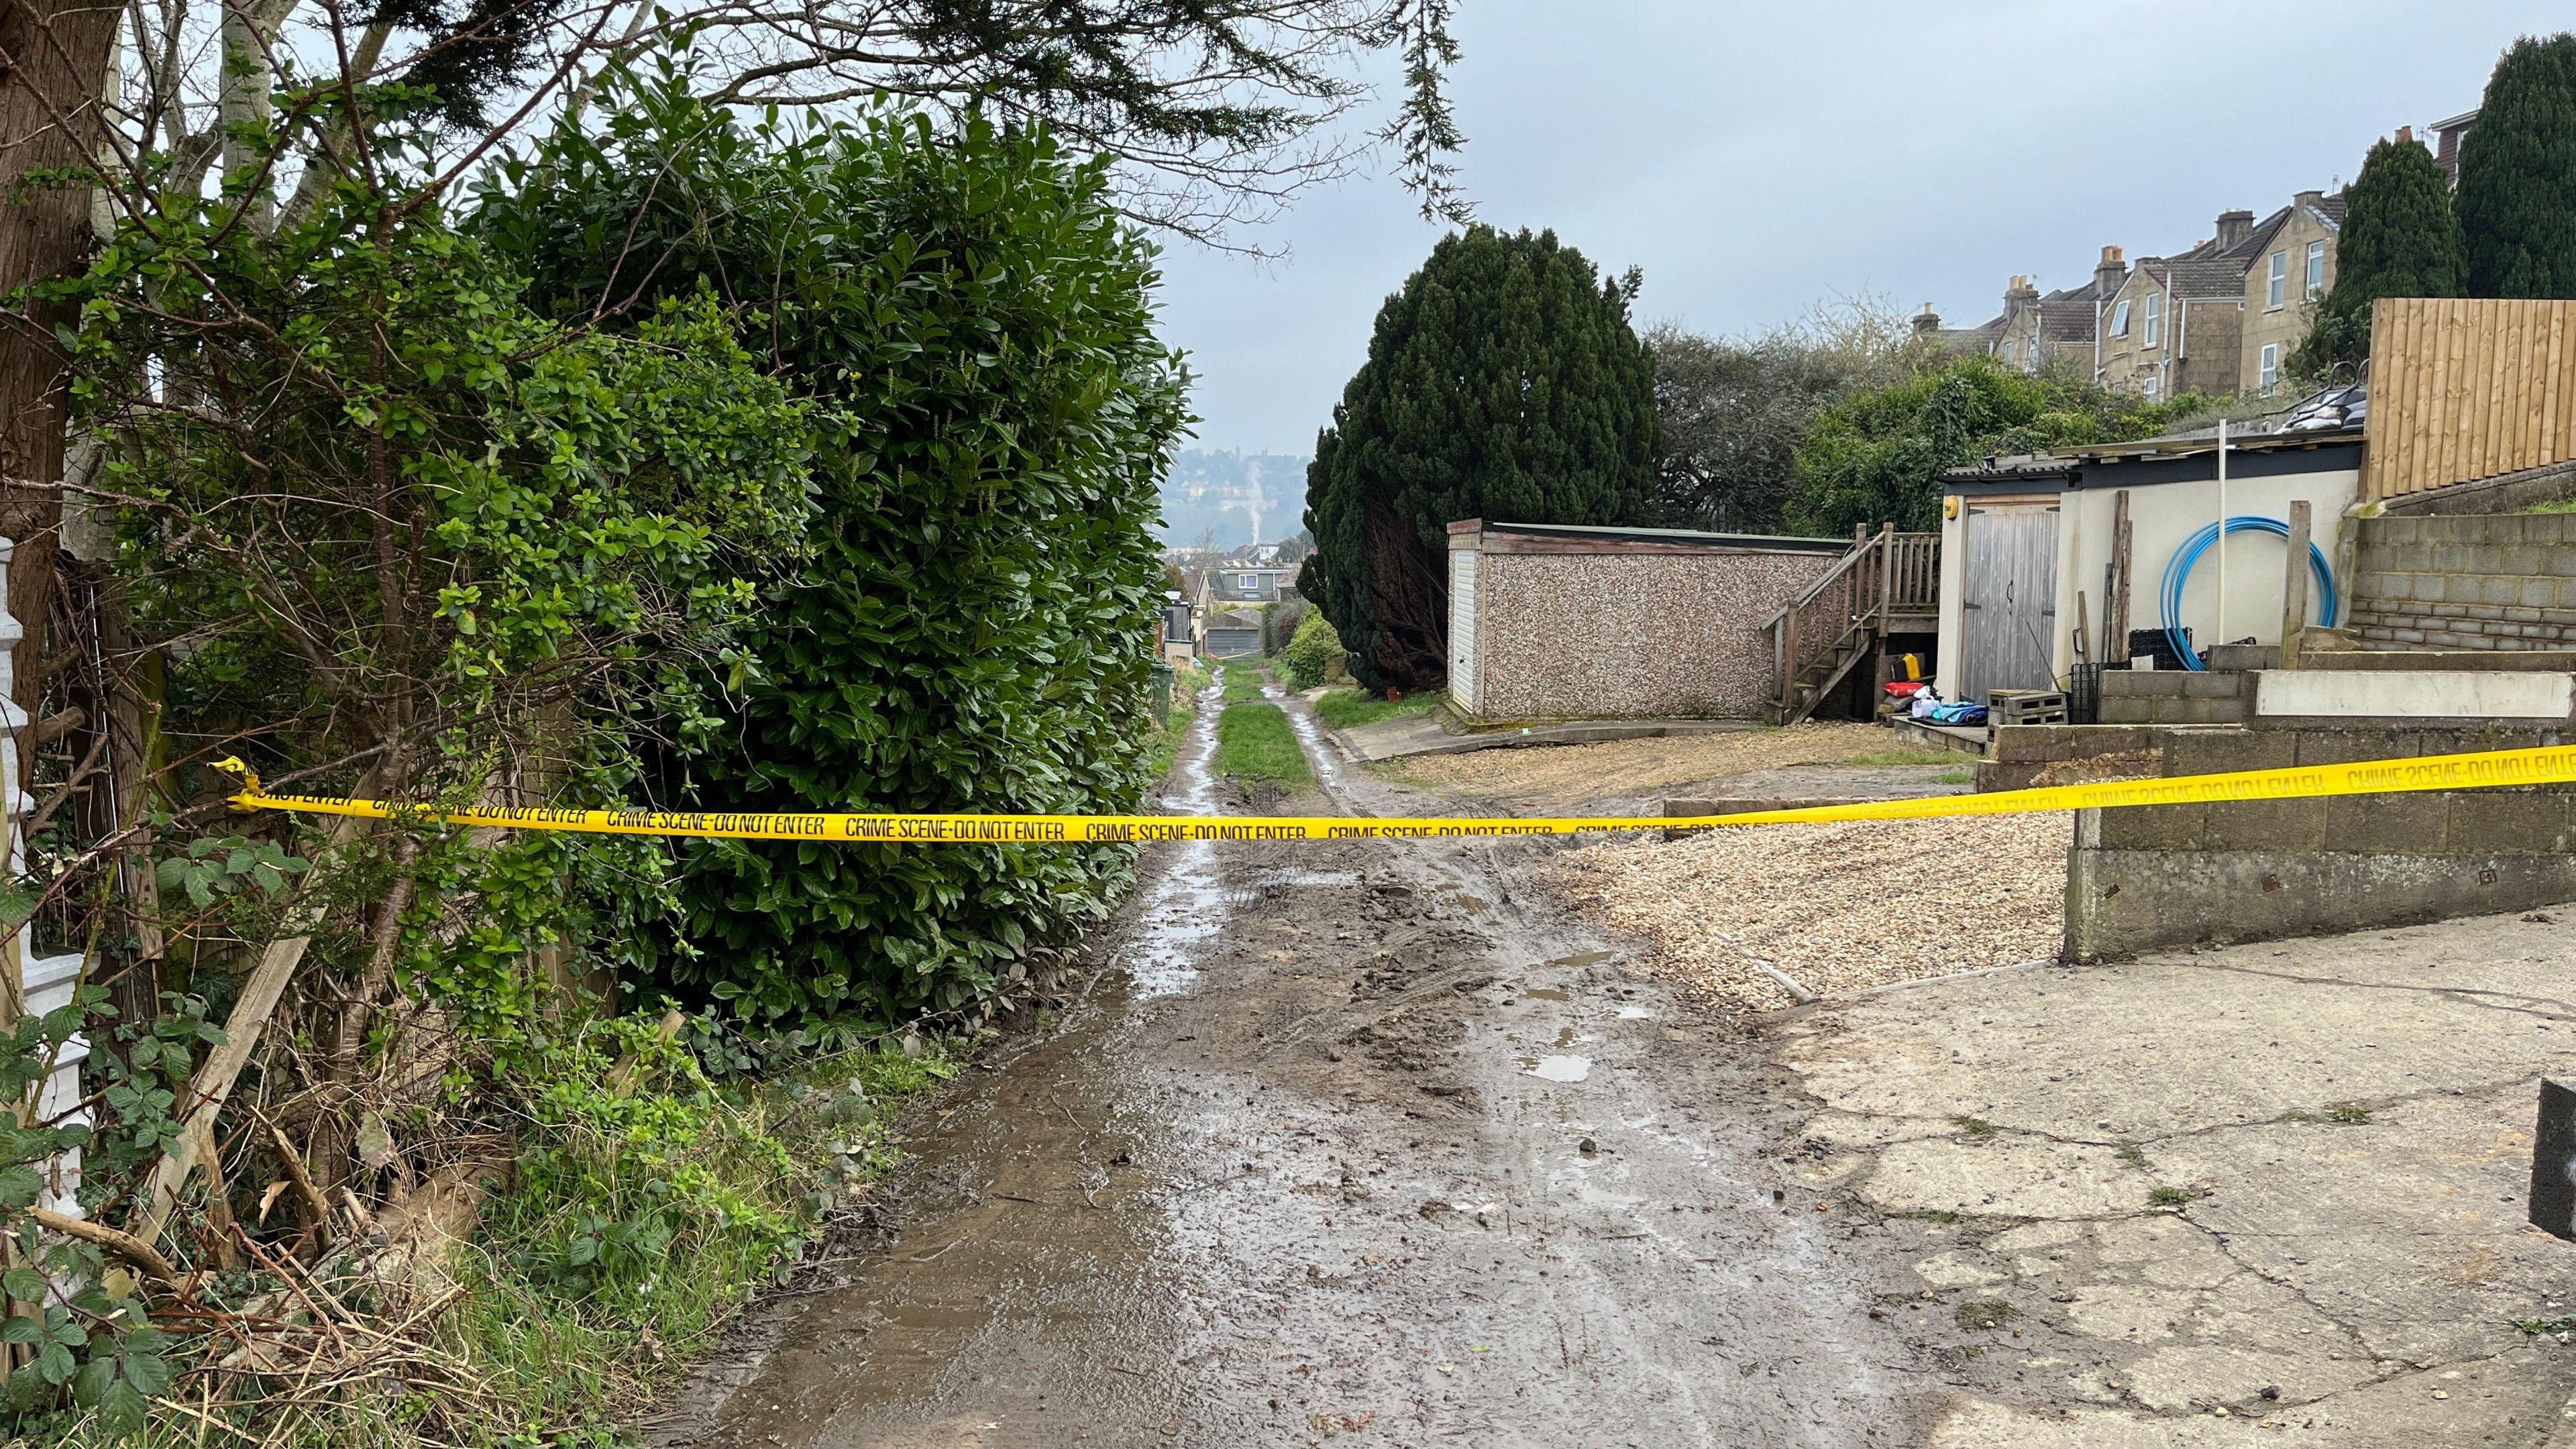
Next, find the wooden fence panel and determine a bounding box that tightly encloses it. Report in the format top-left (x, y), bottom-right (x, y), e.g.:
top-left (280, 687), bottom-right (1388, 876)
top-left (2366, 297), bottom-right (2576, 500)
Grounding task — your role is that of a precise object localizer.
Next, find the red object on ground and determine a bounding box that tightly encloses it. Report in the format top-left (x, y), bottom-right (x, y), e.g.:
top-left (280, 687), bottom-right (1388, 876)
top-left (1884, 681), bottom-right (1927, 698)
top-left (1387, 688), bottom-right (1403, 702)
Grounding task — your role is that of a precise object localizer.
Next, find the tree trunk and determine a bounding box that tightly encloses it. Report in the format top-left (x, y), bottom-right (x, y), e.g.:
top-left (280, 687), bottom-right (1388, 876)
top-left (1360, 497), bottom-right (1448, 692)
top-left (216, 0), bottom-right (272, 234)
top-left (68, 560), bottom-right (165, 1029)
top-left (0, 0), bottom-right (122, 778)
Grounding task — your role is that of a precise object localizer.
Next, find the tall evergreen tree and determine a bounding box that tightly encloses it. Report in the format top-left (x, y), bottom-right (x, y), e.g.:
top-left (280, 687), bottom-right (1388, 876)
top-left (2459, 33), bottom-right (2576, 298)
top-left (2298, 134), bottom-right (2466, 374)
top-left (1298, 227), bottom-right (1660, 690)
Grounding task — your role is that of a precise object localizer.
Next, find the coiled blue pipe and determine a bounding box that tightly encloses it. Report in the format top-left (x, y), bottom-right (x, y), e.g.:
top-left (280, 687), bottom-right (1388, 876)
top-left (2158, 515), bottom-right (2339, 672)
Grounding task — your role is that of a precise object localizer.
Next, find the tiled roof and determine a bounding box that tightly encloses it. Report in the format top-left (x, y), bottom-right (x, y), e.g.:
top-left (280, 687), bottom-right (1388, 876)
top-left (2037, 291), bottom-right (2099, 343)
top-left (2135, 256), bottom-right (2246, 301)
top-left (1929, 317), bottom-right (2004, 355)
top-left (2165, 258), bottom-right (2249, 299)
top-left (2226, 206), bottom-right (2294, 263)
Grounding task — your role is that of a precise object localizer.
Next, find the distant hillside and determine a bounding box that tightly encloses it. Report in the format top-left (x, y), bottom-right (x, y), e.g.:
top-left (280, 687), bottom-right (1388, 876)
top-left (1159, 449), bottom-right (1309, 548)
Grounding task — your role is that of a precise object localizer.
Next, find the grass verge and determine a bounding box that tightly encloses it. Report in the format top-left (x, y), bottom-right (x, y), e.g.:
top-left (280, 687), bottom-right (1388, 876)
top-left (1843, 748), bottom-right (1977, 767)
top-left (1214, 702), bottom-right (1313, 786)
top-left (1313, 687), bottom-right (1444, 731)
top-left (1222, 663), bottom-right (1270, 704)
top-left (448, 1029), bottom-right (962, 1442)
top-left (1144, 661), bottom-right (1208, 781)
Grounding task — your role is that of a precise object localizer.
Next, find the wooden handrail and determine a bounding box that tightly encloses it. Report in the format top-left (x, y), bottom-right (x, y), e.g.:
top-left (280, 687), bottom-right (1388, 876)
top-left (1786, 536), bottom-right (1878, 611)
top-left (1774, 528), bottom-right (1940, 718)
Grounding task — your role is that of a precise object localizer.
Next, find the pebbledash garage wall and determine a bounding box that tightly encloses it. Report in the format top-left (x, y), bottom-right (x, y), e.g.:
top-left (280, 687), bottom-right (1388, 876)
top-left (1444, 520), bottom-right (1845, 721)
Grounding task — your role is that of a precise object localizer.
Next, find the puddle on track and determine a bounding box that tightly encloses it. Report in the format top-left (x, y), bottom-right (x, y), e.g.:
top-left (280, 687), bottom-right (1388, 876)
top-left (1240, 866), bottom-right (1360, 889)
top-left (1125, 677), bottom-right (1227, 998)
top-left (1525, 1054), bottom-right (1594, 1083)
top-left (664, 969), bottom-right (1194, 1449)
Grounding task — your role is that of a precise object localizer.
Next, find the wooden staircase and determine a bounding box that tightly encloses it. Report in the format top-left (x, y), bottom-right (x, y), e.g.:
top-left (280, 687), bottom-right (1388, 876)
top-left (1769, 525), bottom-right (1940, 725)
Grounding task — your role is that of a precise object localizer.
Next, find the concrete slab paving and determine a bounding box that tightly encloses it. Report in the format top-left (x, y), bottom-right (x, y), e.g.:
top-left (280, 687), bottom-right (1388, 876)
top-left (1770, 907), bottom-right (2576, 1444)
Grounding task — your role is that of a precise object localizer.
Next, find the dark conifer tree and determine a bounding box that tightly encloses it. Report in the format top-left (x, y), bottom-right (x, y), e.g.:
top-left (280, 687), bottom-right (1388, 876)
top-left (2298, 134), bottom-right (2467, 374)
top-left (2459, 33), bottom-right (2576, 298)
top-left (1298, 227), bottom-right (1659, 690)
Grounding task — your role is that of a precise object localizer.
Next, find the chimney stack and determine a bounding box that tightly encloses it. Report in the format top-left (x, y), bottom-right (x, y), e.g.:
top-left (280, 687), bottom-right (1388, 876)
top-left (1913, 303), bottom-right (1943, 335)
top-left (2095, 244), bottom-right (2127, 298)
top-left (2396, 124), bottom-right (2414, 145)
top-left (2005, 274), bottom-right (2039, 306)
top-left (2215, 209), bottom-right (2255, 250)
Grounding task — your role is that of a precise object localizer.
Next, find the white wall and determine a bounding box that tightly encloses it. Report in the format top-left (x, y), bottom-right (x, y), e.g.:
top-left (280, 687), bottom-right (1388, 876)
top-left (2053, 464), bottom-right (2359, 676)
top-left (1933, 500), bottom-right (1972, 700)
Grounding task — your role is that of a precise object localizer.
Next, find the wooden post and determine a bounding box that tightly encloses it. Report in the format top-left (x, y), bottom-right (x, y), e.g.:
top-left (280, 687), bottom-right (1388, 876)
top-left (1876, 523), bottom-right (1895, 626)
top-left (1773, 615), bottom-right (1789, 716)
top-left (2281, 498), bottom-right (2312, 669)
top-left (2105, 490), bottom-right (2133, 663)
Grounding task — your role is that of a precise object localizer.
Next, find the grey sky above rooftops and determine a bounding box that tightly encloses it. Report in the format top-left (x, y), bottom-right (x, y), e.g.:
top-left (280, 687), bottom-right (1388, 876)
top-left (1155, 0), bottom-right (2565, 458)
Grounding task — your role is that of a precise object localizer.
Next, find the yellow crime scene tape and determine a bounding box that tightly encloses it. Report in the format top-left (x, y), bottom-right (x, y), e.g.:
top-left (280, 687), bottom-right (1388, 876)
top-left (213, 745), bottom-right (2576, 843)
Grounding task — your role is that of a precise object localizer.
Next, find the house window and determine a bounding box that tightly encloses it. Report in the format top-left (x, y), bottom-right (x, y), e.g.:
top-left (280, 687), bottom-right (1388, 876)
top-left (1237, 573), bottom-right (1258, 592)
top-left (2306, 241), bottom-right (2326, 299)
top-left (2143, 292), bottom-right (2163, 347)
top-left (2143, 374), bottom-right (2160, 401)
top-left (2109, 299), bottom-right (2131, 337)
top-left (2267, 252), bottom-right (2288, 309)
top-left (2259, 342), bottom-right (2280, 394)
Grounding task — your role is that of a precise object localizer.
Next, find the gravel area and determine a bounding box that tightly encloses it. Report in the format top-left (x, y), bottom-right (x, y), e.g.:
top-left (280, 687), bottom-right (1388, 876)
top-left (1381, 722), bottom-right (1941, 808)
top-left (1545, 814), bottom-right (2067, 1012)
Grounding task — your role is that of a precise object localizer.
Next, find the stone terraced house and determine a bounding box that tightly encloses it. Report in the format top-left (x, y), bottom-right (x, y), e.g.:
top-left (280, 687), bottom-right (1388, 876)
top-left (1934, 189), bottom-right (2353, 402)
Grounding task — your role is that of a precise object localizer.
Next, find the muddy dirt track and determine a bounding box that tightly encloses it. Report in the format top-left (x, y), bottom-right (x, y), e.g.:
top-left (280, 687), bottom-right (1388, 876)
top-left (652, 675), bottom-right (1945, 1447)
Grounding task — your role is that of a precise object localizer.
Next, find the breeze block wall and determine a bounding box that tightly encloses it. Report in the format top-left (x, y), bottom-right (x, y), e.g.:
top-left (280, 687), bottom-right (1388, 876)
top-left (2065, 724), bottom-right (2576, 960)
top-left (1468, 549), bottom-right (1834, 720)
top-left (2348, 513), bottom-right (2576, 650)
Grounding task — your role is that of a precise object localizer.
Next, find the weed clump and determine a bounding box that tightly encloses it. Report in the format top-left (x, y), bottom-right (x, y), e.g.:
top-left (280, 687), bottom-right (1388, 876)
top-left (1954, 1299), bottom-right (2017, 1331)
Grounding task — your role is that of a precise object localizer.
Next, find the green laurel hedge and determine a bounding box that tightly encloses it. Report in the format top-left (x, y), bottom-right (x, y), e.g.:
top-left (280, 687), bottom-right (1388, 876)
top-left (481, 68), bottom-right (1187, 1027)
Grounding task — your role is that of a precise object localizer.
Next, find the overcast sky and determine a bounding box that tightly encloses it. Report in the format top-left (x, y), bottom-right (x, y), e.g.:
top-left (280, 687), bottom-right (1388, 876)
top-left (1155, 0), bottom-right (2568, 458)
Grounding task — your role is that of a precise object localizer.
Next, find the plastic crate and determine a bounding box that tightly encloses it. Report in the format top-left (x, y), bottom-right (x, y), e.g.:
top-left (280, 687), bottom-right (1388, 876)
top-left (2127, 627), bottom-right (2192, 672)
top-left (2065, 662), bottom-right (2108, 725)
